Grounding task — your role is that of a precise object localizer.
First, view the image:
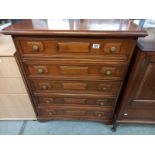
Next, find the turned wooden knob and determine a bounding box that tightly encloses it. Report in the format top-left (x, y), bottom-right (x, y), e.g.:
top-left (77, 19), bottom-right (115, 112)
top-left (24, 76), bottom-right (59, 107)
top-left (42, 85), bottom-right (48, 90)
top-left (105, 70), bottom-right (112, 76)
top-left (100, 101), bottom-right (105, 106)
top-left (37, 68), bottom-right (44, 74)
top-left (102, 87), bottom-right (108, 91)
top-left (45, 98), bottom-right (54, 103)
top-left (96, 112), bottom-right (104, 117)
top-left (48, 111), bottom-right (53, 115)
top-left (110, 46), bottom-right (116, 53)
top-left (45, 99), bottom-right (51, 103)
top-left (49, 111), bottom-right (56, 115)
top-left (97, 113), bottom-right (103, 117)
top-left (32, 45), bottom-right (39, 52)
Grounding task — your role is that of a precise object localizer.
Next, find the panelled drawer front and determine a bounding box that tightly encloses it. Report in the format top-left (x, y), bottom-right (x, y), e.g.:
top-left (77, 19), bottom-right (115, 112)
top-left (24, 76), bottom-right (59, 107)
top-left (24, 61), bottom-right (127, 80)
top-left (35, 95), bottom-right (116, 108)
top-left (16, 37), bottom-right (131, 59)
top-left (29, 79), bottom-right (121, 95)
top-left (37, 107), bottom-right (113, 120)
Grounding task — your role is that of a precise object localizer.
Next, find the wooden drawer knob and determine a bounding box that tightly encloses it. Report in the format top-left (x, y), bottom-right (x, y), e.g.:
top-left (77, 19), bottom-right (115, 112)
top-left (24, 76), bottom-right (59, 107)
top-left (105, 70), bottom-right (112, 76)
top-left (48, 111), bottom-right (57, 115)
top-left (97, 113), bottom-right (102, 117)
top-left (95, 112), bottom-right (104, 117)
top-left (97, 100), bottom-right (108, 106)
top-left (45, 98), bottom-right (54, 103)
top-left (41, 85), bottom-right (48, 90)
top-left (110, 46), bottom-right (116, 53)
top-left (99, 101), bottom-right (105, 106)
top-left (102, 87), bottom-right (108, 91)
top-left (45, 100), bottom-right (50, 103)
top-left (32, 45), bottom-right (39, 52)
top-left (37, 68), bottom-right (44, 74)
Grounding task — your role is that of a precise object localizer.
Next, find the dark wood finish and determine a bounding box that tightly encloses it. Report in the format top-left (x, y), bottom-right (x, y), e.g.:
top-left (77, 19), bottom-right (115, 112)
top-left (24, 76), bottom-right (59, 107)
top-left (116, 27), bottom-right (155, 125)
top-left (1, 19), bottom-right (147, 124)
top-left (28, 79), bottom-right (121, 95)
top-left (35, 95), bottom-right (115, 108)
top-left (23, 60), bottom-right (127, 80)
top-left (37, 106), bottom-right (113, 122)
top-left (116, 50), bottom-right (155, 123)
top-left (14, 37), bottom-right (134, 60)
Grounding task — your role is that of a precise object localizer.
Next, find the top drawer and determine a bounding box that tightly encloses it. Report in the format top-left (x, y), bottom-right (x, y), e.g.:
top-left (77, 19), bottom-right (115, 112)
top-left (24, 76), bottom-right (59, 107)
top-left (15, 37), bottom-right (134, 60)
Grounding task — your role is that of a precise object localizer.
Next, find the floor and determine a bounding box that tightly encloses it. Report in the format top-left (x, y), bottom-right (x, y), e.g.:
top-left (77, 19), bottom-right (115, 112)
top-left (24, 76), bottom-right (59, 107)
top-left (0, 120), bottom-right (155, 135)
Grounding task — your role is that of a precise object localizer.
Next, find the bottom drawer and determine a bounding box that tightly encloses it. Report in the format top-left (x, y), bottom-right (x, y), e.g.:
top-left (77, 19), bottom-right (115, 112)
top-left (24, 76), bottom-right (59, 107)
top-left (118, 109), bottom-right (155, 121)
top-left (37, 107), bottom-right (113, 121)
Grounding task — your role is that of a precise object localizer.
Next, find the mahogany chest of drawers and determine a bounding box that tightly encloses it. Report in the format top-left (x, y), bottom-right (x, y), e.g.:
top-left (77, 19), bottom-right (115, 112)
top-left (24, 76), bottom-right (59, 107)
top-left (1, 19), bottom-right (147, 124)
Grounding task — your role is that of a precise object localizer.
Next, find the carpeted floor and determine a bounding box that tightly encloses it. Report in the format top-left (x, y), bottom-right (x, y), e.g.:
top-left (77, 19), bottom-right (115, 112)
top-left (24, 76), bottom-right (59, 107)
top-left (0, 120), bottom-right (155, 135)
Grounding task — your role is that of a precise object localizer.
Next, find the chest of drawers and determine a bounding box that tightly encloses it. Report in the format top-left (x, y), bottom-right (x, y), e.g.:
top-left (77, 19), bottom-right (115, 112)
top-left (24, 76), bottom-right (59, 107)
top-left (1, 19), bottom-right (147, 123)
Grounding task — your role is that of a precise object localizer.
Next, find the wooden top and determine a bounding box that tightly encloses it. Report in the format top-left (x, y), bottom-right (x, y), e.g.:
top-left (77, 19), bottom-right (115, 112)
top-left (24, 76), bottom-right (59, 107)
top-left (0, 34), bottom-right (15, 56)
top-left (138, 28), bottom-right (155, 51)
top-left (1, 19), bottom-right (147, 37)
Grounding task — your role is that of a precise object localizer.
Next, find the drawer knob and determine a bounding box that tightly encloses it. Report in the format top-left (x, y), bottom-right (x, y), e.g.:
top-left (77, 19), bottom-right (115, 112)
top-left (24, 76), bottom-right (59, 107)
top-left (97, 100), bottom-right (107, 106)
top-left (98, 113), bottom-right (102, 117)
top-left (105, 70), bottom-right (112, 76)
top-left (32, 45), bottom-right (39, 52)
top-left (110, 46), bottom-right (116, 53)
top-left (100, 101), bottom-right (105, 106)
top-left (45, 98), bottom-right (54, 103)
top-left (124, 113), bottom-right (128, 116)
top-left (45, 100), bottom-right (51, 103)
top-left (37, 68), bottom-right (44, 74)
top-left (96, 112), bottom-right (104, 117)
top-left (102, 87), bottom-right (108, 91)
top-left (49, 111), bottom-right (56, 115)
top-left (42, 85), bottom-right (48, 90)
top-left (48, 112), bottom-right (53, 115)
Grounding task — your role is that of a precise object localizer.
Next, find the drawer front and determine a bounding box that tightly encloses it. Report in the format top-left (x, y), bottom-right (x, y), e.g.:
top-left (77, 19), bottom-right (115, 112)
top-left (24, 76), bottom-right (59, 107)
top-left (24, 61), bottom-right (127, 80)
top-left (29, 79), bottom-right (121, 95)
top-left (16, 37), bottom-right (131, 59)
top-left (118, 109), bottom-right (155, 121)
top-left (37, 107), bottom-right (113, 121)
top-left (35, 95), bottom-right (116, 108)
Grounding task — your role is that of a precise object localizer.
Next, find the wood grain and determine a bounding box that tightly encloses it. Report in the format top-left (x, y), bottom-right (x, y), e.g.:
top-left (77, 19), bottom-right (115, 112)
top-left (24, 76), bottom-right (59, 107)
top-left (2, 19), bottom-right (146, 123)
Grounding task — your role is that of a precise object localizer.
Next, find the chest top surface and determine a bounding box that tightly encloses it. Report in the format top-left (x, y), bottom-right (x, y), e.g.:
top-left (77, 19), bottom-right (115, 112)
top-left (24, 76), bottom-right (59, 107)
top-left (1, 19), bottom-right (147, 37)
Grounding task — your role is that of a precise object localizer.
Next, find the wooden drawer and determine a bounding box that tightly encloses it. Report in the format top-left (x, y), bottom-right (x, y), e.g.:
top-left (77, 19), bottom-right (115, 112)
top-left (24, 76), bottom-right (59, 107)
top-left (37, 107), bottom-right (113, 121)
top-left (15, 37), bottom-right (132, 59)
top-left (29, 79), bottom-right (121, 95)
top-left (0, 57), bottom-right (21, 77)
top-left (35, 94), bottom-right (116, 108)
top-left (118, 109), bottom-right (155, 121)
top-left (24, 60), bottom-right (127, 80)
top-left (0, 78), bottom-right (27, 93)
